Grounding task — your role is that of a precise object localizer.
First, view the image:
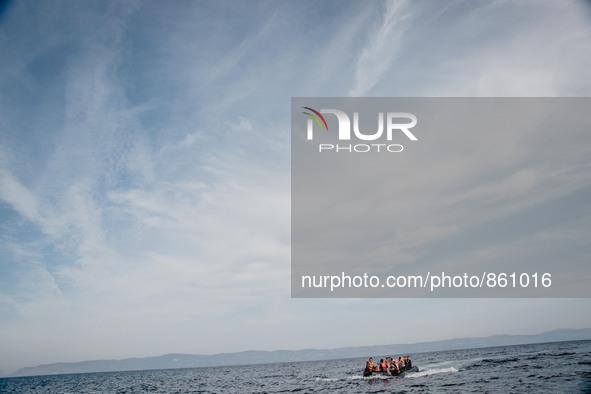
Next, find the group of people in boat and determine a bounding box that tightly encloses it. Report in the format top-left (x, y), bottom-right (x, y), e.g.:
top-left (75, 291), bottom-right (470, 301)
top-left (363, 355), bottom-right (413, 376)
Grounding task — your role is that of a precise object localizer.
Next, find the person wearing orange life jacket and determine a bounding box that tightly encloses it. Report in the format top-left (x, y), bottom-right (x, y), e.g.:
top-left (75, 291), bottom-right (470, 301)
top-left (363, 357), bottom-right (374, 377)
top-left (380, 359), bottom-right (387, 372)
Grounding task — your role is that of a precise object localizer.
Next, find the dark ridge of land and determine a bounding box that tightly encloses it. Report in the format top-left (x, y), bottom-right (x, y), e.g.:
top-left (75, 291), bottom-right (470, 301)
top-left (6, 327), bottom-right (591, 377)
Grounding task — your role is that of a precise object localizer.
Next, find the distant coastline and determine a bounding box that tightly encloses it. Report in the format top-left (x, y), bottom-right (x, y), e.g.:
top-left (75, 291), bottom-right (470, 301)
top-left (6, 327), bottom-right (591, 378)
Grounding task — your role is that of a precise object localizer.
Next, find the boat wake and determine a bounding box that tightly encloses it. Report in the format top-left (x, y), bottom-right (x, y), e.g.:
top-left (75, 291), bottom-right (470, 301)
top-left (316, 374), bottom-right (397, 382)
top-left (404, 367), bottom-right (458, 378)
top-left (315, 366), bottom-right (457, 382)
top-left (315, 377), bottom-right (340, 382)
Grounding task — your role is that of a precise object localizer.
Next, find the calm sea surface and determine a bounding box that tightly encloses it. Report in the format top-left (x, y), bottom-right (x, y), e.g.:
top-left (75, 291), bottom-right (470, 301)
top-left (1, 340), bottom-right (590, 393)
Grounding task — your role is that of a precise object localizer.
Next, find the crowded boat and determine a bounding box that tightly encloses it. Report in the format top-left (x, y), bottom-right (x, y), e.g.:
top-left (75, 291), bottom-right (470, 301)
top-left (363, 355), bottom-right (418, 377)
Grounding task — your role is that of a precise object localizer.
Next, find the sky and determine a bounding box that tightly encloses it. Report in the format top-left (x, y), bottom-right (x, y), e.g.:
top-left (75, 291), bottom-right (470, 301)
top-left (0, 0), bottom-right (590, 375)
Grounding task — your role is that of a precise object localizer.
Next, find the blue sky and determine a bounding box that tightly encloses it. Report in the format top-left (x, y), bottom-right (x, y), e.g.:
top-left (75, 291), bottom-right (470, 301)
top-left (0, 0), bottom-right (590, 374)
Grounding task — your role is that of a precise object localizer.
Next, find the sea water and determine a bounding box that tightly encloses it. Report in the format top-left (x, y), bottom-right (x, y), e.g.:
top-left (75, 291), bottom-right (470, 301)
top-left (1, 340), bottom-right (590, 393)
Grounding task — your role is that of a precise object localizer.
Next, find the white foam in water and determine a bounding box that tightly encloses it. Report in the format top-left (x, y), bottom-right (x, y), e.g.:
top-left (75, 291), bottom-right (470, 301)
top-left (345, 374), bottom-right (391, 381)
top-left (361, 374), bottom-right (391, 380)
top-left (346, 376), bottom-right (365, 381)
top-left (405, 367), bottom-right (459, 378)
top-left (346, 375), bottom-right (375, 381)
top-left (316, 375), bottom-right (389, 382)
top-left (317, 367), bottom-right (459, 383)
top-left (315, 377), bottom-right (340, 382)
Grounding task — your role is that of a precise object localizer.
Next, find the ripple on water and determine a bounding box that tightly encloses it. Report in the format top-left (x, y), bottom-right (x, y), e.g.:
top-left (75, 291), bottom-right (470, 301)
top-left (0, 340), bottom-right (590, 393)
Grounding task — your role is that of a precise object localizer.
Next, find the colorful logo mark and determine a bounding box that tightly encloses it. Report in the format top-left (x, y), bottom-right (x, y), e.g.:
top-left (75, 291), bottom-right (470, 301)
top-left (302, 107), bottom-right (328, 131)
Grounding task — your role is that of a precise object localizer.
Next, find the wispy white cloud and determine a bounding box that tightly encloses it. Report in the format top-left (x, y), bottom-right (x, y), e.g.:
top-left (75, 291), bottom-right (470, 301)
top-left (349, 0), bottom-right (413, 96)
top-left (0, 170), bottom-right (41, 225)
top-left (415, 0), bottom-right (591, 96)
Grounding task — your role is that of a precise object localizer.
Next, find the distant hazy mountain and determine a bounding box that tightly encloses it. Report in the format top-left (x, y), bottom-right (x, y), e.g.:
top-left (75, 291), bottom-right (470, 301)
top-left (7, 327), bottom-right (591, 377)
